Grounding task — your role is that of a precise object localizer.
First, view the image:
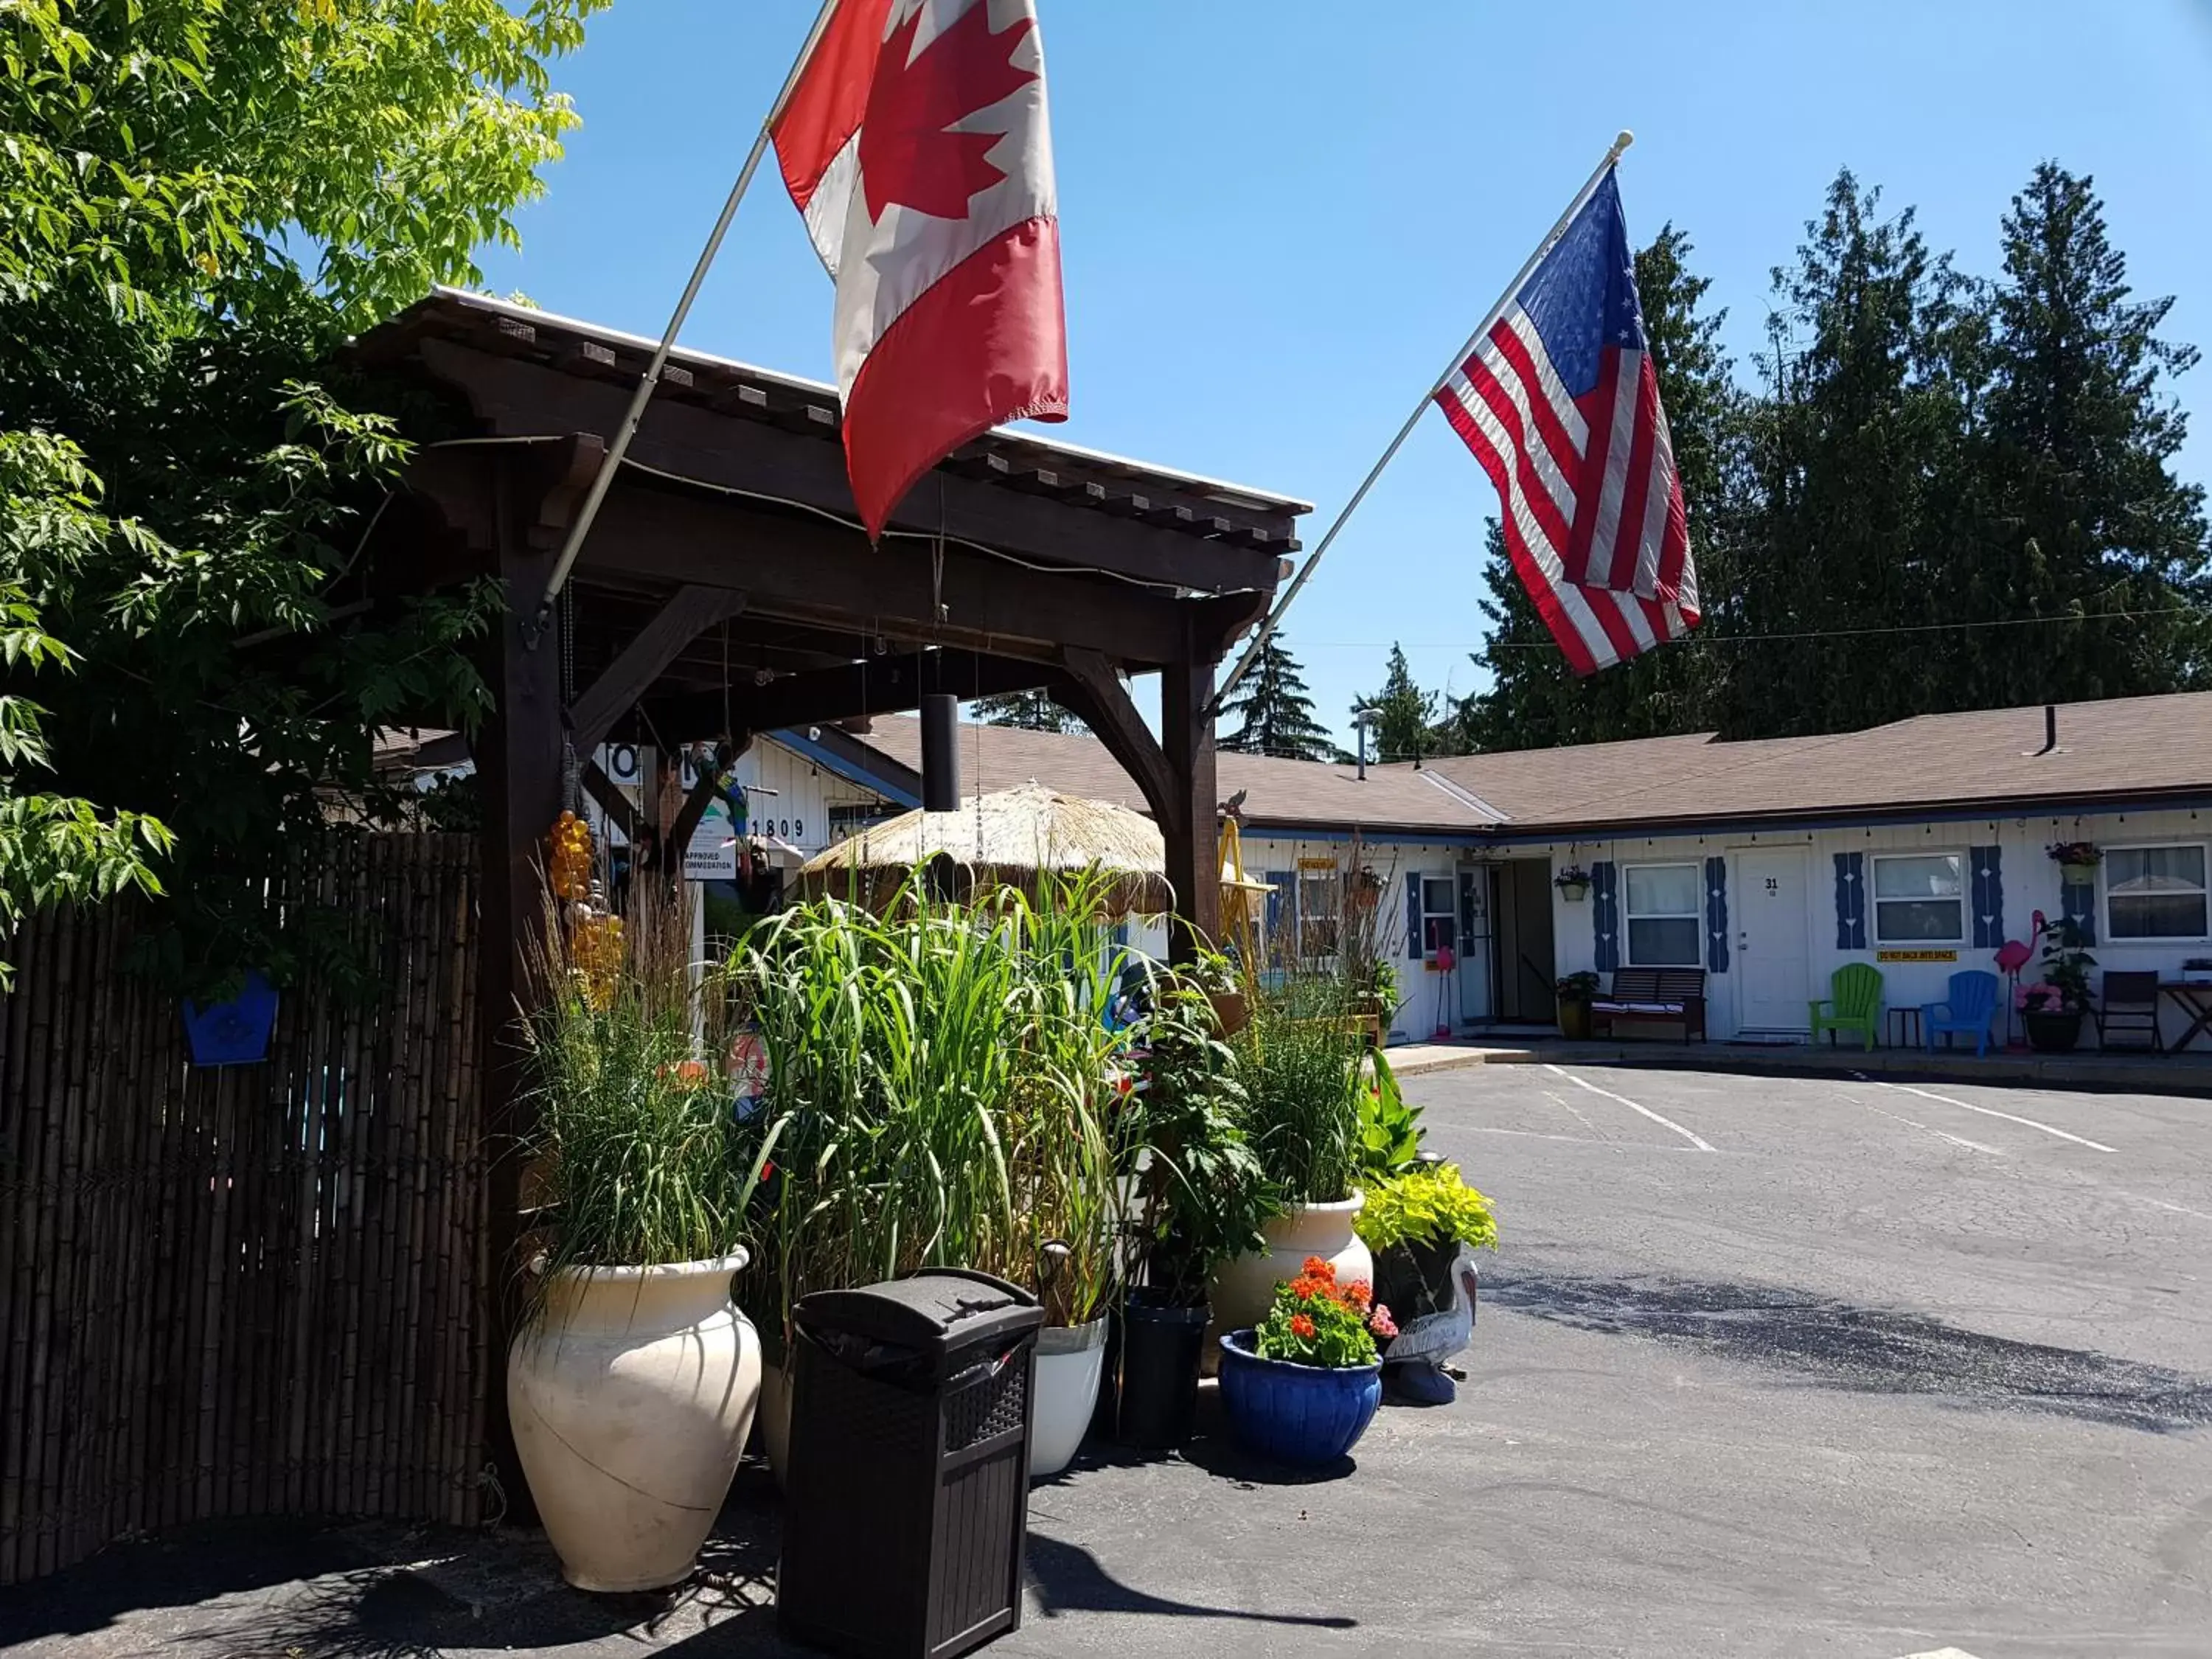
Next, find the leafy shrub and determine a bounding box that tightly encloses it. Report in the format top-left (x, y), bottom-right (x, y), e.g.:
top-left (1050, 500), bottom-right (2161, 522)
top-left (1354, 1162), bottom-right (1498, 1255)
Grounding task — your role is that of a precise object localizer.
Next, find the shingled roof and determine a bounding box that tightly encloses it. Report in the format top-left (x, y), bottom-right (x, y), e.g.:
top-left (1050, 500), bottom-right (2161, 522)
top-left (851, 690), bottom-right (2212, 841)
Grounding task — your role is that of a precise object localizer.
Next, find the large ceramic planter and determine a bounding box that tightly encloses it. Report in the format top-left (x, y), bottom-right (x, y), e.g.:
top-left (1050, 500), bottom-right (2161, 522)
top-left (1208, 1194), bottom-right (1374, 1342)
top-left (2023, 1008), bottom-right (2084, 1053)
top-left (1217, 1329), bottom-right (1382, 1466)
top-left (1117, 1291), bottom-right (1208, 1450)
top-left (1558, 998), bottom-right (1593, 1041)
top-left (507, 1252), bottom-right (760, 1593)
top-left (1030, 1316), bottom-right (1107, 1478)
top-left (759, 1353), bottom-right (793, 1489)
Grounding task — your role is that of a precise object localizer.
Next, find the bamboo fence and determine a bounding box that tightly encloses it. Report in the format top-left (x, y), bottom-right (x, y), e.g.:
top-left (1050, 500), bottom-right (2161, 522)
top-left (0, 832), bottom-right (487, 1585)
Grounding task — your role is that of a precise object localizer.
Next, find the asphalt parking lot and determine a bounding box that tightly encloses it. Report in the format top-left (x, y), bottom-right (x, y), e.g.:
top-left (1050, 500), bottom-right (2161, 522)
top-left (6, 1063), bottom-right (2208, 1659)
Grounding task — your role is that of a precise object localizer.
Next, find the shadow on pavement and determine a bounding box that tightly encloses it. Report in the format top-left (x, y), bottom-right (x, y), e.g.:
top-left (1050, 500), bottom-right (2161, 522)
top-left (1025, 1534), bottom-right (1355, 1630)
top-left (1490, 1269), bottom-right (2212, 1432)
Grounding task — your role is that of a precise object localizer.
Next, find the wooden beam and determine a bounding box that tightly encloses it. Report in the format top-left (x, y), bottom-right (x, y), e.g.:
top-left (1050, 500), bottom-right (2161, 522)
top-left (650, 647), bottom-right (1054, 741)
top-left (1160, 654), bottom-right (1221, 964)
top-left (568, 584), bottom-right (750, 752)
top-left (417, 339), bottom-right (1291, 597)
top-left (580, 759), bottom-right (640, 842)
top-left (1051, 648), bottom-right (1178, 832)
top-left (472, 453), bottom-right (570, 1523)
top-left (580, 484), bottom-right (1199, 666)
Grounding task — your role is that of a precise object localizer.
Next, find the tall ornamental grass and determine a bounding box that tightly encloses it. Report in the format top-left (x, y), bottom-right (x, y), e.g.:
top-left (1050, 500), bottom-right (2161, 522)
top-left (521, 881), bottom-right (756, 1288)
top-left (1234, 973), bottom-right (1366, 1204)
top-left (729, 867), bottom-right (1138, 1340)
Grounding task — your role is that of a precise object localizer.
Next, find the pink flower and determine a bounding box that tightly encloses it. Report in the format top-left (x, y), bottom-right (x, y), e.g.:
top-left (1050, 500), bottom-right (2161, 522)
top-left (1368, 1303), bottom-right (1398, 1340)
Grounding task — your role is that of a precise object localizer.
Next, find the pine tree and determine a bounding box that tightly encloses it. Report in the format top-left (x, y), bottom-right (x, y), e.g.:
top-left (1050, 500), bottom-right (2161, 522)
top-left (970, 690), bottom-right (1086, 733)
top-left (1351, 644), bottom-right (1438, 765)
top-left (1455, 226), bottom-right (1747, 751)
top-left (1969, 163), bottom-right (2211, 701)
top-left (1218, 633), bottom-right (1335, 760)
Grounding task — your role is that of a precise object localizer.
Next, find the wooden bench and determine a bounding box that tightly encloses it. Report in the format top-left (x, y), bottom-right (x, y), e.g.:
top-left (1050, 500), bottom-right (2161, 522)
top-left (1591, 967), bottom-right (1708, 1043)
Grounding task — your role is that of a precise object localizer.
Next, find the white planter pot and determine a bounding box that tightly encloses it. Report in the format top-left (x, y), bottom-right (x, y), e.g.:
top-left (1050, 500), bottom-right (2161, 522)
top-left (1207, 1194), bottom-right (1374, 1357)
top-left (1029, 1317), bottom-right (1107, 1479)
top-left (507, 1252), bottom-right (759, 1593)
top-left (759, 1353), bottom-right (793, 1491)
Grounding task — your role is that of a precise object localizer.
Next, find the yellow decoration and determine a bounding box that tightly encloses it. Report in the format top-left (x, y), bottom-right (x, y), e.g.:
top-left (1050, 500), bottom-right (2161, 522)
top-left (549, 810), bottom-right (593, 901)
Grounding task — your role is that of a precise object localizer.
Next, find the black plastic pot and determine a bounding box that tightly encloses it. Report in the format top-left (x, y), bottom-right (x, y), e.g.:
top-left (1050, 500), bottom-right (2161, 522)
top-left (1118, 1289), bottom-right (1208, 1450)
top-left (2023, 1007), bottom-right (2083, 1053)
top-left (1374, 1236), bottom-right (1459, 1324)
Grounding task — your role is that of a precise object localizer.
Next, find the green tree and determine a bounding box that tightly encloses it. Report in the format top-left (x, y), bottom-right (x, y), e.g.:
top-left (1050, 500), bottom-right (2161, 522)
top-left (1456, 226), bottom-right (1748, 751)
top-left (1, 0), bottom-right (604, 983)
top-left (1351, 644), bottom-right (1437, 765)
top-left (1220, 633), bottom-right (1334, 760)
top-left (1967, 162), bottom-right (2211, 701)
top-left (970, 690), bottom-right (1086, 733)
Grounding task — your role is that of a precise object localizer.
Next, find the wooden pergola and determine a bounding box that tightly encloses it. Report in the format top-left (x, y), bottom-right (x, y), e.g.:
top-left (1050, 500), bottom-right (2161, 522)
top-left (352, 289), bottom-right (1304, 1489)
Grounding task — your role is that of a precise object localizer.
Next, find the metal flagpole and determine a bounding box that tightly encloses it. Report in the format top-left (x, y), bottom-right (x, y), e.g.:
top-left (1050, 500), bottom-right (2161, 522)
top-left (534, 0), bottom-right (844, 635)
top-left (1207, 129), bottom-right (1636, 717)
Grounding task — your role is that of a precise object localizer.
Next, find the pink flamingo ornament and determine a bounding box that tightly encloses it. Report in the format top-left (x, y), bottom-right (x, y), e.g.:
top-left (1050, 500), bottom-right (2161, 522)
top-left (1994, 911), bottom-right (2043, 1048)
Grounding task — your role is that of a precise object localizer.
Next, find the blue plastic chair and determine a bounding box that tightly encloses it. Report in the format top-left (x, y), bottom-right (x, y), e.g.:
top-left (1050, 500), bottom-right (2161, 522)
top-left (1922, 970), bottom-right (2000, 1057)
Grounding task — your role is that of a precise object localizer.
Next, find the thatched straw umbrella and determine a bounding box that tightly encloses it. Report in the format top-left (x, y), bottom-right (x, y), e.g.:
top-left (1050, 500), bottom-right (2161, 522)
top-left (796, 783), bottom-right (1172, 918)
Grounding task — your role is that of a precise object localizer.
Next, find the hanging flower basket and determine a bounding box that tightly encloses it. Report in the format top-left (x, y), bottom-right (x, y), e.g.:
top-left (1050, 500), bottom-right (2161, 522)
top-left (1554, 865), bottom-right (1592, 902)
top-left (181, 972), bottom-right (279, 1066)
top-left (2047, 842), bottom-right (2100, 883)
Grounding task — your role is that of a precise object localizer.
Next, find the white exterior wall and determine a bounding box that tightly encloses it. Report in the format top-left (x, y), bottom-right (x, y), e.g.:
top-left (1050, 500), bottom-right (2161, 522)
top-left (1540, 807), bottom-right (2212, 1048)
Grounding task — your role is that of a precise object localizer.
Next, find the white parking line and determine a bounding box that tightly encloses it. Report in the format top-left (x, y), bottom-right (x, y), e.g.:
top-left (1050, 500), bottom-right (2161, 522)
top-left (1896, 1649), bottom-right (1986, 1659)
top-left (1874, 1080), bottom-right (2117, 1153)
top-left (1545, 1063), bottom-right (1716, 1152)
top-left (1856, 1099), bottom-right (2007, 1157)
top-left (2120, 1192), bottom-right (2212, 1224)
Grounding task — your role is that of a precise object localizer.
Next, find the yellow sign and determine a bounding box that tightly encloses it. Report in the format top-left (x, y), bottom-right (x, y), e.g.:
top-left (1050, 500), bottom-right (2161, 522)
top-left (1877, 948), bottom-right (1958, 963)
top-left (1296, 856), bottom-right (1338, 871)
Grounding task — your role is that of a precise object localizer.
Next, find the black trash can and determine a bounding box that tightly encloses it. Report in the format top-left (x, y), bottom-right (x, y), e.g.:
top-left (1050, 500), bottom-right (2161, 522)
top-left (779, 1269), bottom-right (1044, 1659)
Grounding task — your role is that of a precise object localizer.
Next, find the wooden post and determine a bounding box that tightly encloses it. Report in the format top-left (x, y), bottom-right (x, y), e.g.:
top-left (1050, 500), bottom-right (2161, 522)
top-left (1161, 653), bottom-right (1221, 964)
top-left (472, 476), bottom-right (566, 1523)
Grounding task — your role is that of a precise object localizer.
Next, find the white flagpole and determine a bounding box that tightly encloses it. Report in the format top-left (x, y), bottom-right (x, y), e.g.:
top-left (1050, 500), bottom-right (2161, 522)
top-left (1207, 129), bottom-right (1636, 718)
top-left (536, 0), bottom-right (844, 629)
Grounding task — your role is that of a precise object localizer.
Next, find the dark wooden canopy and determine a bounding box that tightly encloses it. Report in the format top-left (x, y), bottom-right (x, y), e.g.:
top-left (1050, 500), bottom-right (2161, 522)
top-left (351, 289), bottom-right (1304, 1502)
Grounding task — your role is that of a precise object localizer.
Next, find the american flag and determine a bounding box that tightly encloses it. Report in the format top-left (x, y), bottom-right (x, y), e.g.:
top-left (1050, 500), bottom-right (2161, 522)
top-left (1436, 170), bottom-right (1698, 674)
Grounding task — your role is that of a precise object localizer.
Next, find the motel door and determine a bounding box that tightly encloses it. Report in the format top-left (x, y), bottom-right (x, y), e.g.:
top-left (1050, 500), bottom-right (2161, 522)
top-left (1733, 847), bottom-right (1813, 1034)
top-left (1457, 868), bottom-right (1492, 1023)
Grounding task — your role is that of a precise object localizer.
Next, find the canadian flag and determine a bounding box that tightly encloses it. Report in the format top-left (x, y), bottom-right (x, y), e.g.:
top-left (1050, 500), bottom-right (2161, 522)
top-left (771, 0), bottom-right (1068, 539)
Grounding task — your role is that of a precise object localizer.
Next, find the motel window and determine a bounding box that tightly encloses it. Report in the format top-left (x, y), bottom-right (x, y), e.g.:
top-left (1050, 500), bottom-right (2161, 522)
top-left (2105, 844), bottom-right (2210, 941)
top-left (1624, 863), bottom-right (1702, 967)
top-left (1298, 866), bottom-right (1340, 957)
top-left (1422, 877), bottom-right (1457, 957)
top-left (1872, 852), bottom-right (1966, 944)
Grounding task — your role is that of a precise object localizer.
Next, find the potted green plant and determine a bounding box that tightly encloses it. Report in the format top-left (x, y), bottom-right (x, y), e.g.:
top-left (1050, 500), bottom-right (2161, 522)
top-left (2020, 915), bottom-right (2096, 1052)
top-left (1212, 976), bottom-right (1371, 1340)
top-left (508, 880), bottom-right (763, 1593)
top-left (1217, 1256), bottom-right (1393, 1466)
top-left (1556, 969), bottom-right (1601, 1040)
top-left (1116, 978), bottom-right (1276, 1448)
top-left (1356, 1160), bottom-right (1497, 1335)
top-left (1187, 946), bottom-right (1249, 1038)
top-left (2048, 841), bottom-right (2101, 883)
top-left (1554, 864), bottom-right (1593, 902)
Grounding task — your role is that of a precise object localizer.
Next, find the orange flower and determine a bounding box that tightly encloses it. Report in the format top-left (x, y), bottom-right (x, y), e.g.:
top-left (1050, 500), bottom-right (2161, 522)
top-left (1341, 1278), bottom-right (1372, 1311)
top-left (1301, 1256), bottom-right (1336, 1282)
top-left (1289, 1312), bottom-right (1316, 1341)
top-left (1287, 1274), bottom-right (1325, 1300)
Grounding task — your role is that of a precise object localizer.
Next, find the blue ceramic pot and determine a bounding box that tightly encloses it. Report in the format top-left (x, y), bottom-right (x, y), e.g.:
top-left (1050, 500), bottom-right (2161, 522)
top-left (1217, 1329), bottom-right (1382, 1466)
top-left (181, 971), bottom-right (279, 1066)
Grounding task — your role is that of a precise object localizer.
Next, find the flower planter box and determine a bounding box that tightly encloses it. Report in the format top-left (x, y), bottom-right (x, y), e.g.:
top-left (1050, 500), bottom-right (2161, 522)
top-left (1217, 1329), bottom-right (1382, 1466)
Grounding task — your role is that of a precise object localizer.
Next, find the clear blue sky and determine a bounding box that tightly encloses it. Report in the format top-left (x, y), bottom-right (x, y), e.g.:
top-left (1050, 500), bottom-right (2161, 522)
top-left (476, 0), bottom-right (2212, 750)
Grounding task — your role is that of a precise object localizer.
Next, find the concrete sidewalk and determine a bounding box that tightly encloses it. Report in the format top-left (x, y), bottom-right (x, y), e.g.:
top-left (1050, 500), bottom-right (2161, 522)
top-left (1382, 1032), bottom-right (2212, 1096)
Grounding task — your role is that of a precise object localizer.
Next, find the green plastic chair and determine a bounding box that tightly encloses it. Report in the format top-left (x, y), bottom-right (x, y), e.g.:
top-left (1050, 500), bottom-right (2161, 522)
top-left (1809, 962), bottom-right (1883, 1050)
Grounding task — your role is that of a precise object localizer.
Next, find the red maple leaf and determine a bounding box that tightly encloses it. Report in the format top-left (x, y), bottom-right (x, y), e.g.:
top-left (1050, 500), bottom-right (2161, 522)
top-left (859, 1), bottom-right (1038, 223)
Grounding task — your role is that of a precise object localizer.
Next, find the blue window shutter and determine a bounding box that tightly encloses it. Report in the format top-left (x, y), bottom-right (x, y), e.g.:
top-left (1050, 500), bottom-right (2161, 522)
top-left (2062, 874), bottom-right (2097, 945)
top-left (1405, 872), bottom-right (1423, 959)
top-left (1590, 860), bottom-right (1619, 973)
top-left (1970, 845), bottom-right (2004, 949)
top-left (1265, 871), bottom-right (1293, 942)
top-left (1705, 856), bottom-right (1730, 973)
top-left (1834, 852), bottom-right (1866, 950)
